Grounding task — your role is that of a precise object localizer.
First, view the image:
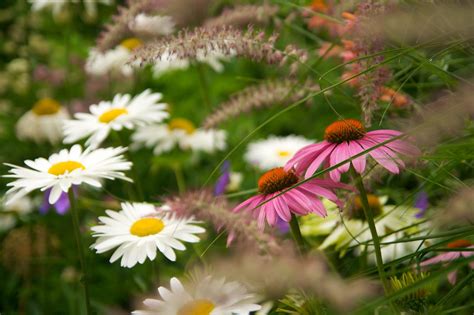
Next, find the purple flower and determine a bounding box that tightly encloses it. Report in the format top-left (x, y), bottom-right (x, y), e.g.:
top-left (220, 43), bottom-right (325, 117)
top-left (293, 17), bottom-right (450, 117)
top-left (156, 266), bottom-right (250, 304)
top-left (214, 161), bottom-right (231, 196)
top-left (415, 191), bottom-right (429, 218)
top-left (40, 186), bottom-right (77, 215)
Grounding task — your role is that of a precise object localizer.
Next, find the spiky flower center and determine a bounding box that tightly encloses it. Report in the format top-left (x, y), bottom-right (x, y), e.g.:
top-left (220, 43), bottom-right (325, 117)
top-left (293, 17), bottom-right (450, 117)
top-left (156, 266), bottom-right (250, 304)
top-left (32, 98), bottom-right (61, 116)
top-left (120, 38), bottom-right (143, 51)
top-left (447, 239), bottom-right (472, 248)
top-left (349, 194), bottom-right (382, 220)
top-left (48, 161), bottom-right (85, 176)
top-left (178, 299), bottom-right (215, 315)
top-left (98, 108), bottom-right (128, 123)
top-left (258, 167), bottom-right (299, 195)
top-left (168, 118), bottom-right (196, 134)
top-left (324, 119), bottom-right (366, 143)
top-left (130, 218), bottom-right (165, 237)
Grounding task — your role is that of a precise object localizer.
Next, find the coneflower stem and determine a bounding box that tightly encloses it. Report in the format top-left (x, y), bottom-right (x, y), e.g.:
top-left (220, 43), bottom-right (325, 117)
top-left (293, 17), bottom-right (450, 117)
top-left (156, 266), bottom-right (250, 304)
top-left (68, 189), bottom-right (92, 315)
top-left (289, 214), bottom-right (306, 253)
top-left (349, 164), bottom-right (390, 295)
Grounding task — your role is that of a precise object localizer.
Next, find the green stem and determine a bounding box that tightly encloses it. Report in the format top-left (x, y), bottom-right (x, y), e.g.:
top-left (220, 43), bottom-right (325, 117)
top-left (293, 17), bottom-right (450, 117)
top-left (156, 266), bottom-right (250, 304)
top-left (172, 163), bottom-right (186, 194)
top-left (196, 63), bottom-right (211, 110)
top-left (349, 164), bottom-right (391, 295)
top-left (289, 214), bottom-right (306, 253)
top-left (68, 190), bottom-right (92, 315)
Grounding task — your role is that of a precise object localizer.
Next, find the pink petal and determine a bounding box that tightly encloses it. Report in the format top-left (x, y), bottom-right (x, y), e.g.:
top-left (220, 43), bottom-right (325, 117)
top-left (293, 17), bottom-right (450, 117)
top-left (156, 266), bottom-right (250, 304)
top-left (359, 139), bottom-right (399, 173)
top-left (348, 141), bottom-right (367, 173)
top-left (366, 130), bottom-right (402, 137)
top-left (447, 271), bottom-right (457, 285)
top-left (233, 195), bottom-right (262, 213)
top-left (274, 196), bottom-right (291, 221)
top-left (264, 201), bottom-right (277, 226)
top-left (304, 144), bottom-right (336, 179)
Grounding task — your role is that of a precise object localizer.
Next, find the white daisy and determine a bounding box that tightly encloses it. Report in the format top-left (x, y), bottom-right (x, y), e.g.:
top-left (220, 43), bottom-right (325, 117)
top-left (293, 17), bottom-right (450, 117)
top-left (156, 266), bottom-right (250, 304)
top-left (3, 145), bottom-right (132, 205)
top-left (132, 118), bottom-right (227, 155)
top-left (301, 195), bottom-right (424, 262)
top-left (16, 98), bottom-right (70, 145)
top-left (129, 14), bottom-right (176, 37)
top-left (91, 202), bottom-right (205, 267)
top-left (0, 196), bottom-right (34, 232)
top-left (85, 38), bottom-right (142, 77)
top-left (63, 89), bottom-right (168, 149)
top-left (245, 135), bottom-right (313, 170)
top-left (132, 276), bottom-right (261, 315)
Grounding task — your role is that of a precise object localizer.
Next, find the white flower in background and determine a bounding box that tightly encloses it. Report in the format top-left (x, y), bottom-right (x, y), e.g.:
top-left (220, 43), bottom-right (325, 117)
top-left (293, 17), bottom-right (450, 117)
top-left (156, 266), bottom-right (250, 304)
top-left (85, 38), bottom-right (142, 77)
top-left (91, 202), bottom-right (205, 267)
top-left (29, 0), bottom-right (112, 16)
top-left (300, 195), bottom-right (425, 263)
top-left (245, 135), bottom-right (313, 170)
top-left (129, 14), bottom-right (176, 36)
top-left (4, 145), bottom-right (131, 205)
top-left (16, 98), bottom-right (69, 145)
top-left (132, 276), bottom-right (261, 315)
top-left (0, 196), bottom-right (34, 232)
top-left (132, 118), bottom-right (227, 155)
top-left (63, 89), bottom-right (168, 149)
top-left (227, 172), bottom-right (243, 192)
top-left (364, 232), bottom-right (425, 264)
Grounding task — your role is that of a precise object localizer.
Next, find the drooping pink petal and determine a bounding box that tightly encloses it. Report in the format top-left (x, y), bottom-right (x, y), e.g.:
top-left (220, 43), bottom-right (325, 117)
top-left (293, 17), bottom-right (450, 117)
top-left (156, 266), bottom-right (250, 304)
top-left (264, 201), bottom-right (277, 226)
top-left (274, 195), bottom-right (291, 222)
top-left (348, 140), bottom-right (367, 173)
top-left (366, 130), bottom-right (403, 137)
top-left (359, 139), bottom-right (399, 173)
top-left (233, 195), bottom-right (262, 212)
top-left (304, 144), bottom-right (336, 179)
top-left (420, 252), bottom-right (461, 266)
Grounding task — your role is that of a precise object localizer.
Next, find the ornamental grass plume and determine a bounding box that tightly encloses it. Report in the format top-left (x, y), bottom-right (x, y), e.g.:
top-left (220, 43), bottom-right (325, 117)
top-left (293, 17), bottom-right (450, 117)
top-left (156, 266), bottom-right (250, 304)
top-left (163, 189), bottom-right (283, 255)
top-left (203, 79), bottom-right (319, 128)
top-left (132, 26), bottom-right (308, 75)
top-left (207, 250), bottom-right (379, 311)
top-left (203, 4), bottom-right (279, 29)
top-left (434, 186), bottom-right (474, 227)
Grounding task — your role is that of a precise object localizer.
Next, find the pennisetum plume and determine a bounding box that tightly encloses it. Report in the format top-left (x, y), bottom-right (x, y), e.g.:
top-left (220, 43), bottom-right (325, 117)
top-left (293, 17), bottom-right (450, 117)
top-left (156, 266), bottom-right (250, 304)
top-left (203, 79), bottom-right (319, 128)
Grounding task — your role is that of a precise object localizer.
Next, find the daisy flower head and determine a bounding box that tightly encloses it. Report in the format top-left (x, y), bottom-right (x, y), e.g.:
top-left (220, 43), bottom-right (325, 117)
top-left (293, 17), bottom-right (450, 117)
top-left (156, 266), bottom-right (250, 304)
top-left (85, 38), bottom-right (143, 77)
top-left (132, 118), bottom-right (227, 155)
top-left (285, 118), bottom-right (421, 181)
top-left (4, 145), bottom-right (131, 205)
top-left (1, 196), bottom-right (34, 232)
top-left (313, 194), bottom-right (424, 262)
top-left (63, 89), bottom-right (168, 149)
top-left (233, 167), bottom-right (349, 229)
top-left (245, 135), bottom-right (313, 171)
top-left (133, 275), bottom-right (261, 315)
top-left (421, 239), bottom-right (474, 284)
top-left (91, 202), bottom-right (205, 267)
top-left (16, 98), bottom-right (70, 144)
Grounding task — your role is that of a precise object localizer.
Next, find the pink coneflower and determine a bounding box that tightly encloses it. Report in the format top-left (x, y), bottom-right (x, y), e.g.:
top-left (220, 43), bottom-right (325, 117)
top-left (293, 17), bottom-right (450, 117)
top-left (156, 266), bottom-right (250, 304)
top-left (420, 239), bottom-right (474, 284)
top-left (285, 119), bottom-right (420, 181)
top-left (233, 167), bottom-right (347, 229)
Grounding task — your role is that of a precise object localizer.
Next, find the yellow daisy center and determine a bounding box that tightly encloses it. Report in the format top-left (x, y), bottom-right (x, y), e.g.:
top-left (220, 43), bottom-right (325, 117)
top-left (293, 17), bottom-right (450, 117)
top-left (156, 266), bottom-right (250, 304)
top-left (120, 38), bottom-right (143, 51)
top-left (98, 108), bottom-right (128, 123)
top-left (48, 161), bottom-right (85, 176)
top-left (324, 119), bottom-right (366, 143)
top-left (349, 194), bottom-right (382, 220)
top-left (168, 118), bottom-right (196, 135)
top-left (277, 150), bottom-right (290, 157)
top-left (32, 98), bottom-right (62, 116)
top-left (130, 218), bottom-right (165, 237)
top-left (258, 167), bottom-right (299, 195)
top-left (178, 299), bottom-right (215, 315)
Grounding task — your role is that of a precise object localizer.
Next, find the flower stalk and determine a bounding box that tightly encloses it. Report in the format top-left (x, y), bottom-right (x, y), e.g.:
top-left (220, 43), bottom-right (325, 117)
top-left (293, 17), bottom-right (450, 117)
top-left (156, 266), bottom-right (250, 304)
top-left (289, 214), bottom-right (307, 254)
top-left (68, 189), bottom-right (92, 315)
top-left (349, 164), bottom-right (390, 294)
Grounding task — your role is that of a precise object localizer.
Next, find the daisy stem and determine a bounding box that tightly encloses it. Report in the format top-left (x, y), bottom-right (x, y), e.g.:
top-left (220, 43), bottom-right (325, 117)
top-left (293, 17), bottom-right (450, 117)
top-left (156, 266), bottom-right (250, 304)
top-left (349, 164), bottom-right (390, 295)
top-left (196, 63), bottom-right (211, 110)
top-left (172, 163), bottom-right (186, 194)
top-left (289, 214), bottom-right (307, 253)
top-left (68, 190), bottom-right (92, 315)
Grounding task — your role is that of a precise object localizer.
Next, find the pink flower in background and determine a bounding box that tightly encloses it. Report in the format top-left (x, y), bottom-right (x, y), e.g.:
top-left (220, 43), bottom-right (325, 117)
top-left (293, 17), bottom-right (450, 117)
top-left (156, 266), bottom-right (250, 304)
top-left (233, 167), bottom-right (349, 229)
top-left (420, 240), bottom-right (474, 284)
top-left (285, 119), bottom-right (420, 181)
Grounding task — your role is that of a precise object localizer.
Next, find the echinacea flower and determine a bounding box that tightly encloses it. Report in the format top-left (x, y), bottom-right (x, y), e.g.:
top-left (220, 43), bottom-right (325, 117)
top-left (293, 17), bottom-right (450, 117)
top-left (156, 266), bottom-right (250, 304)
top-left (233, 167), bottom-right (348, 229)
top-left (420, 239), bottom-right (474, 284)
top-left (132, 118), bottom-right (227, 155)
top-left (63, 89), bottom-right (168, 149)
top-left (301, 195), bottom-right (425, 262)
top-left (16, 98), bottom-right (69, 144)
top-left (245, 135), bottom-right (313, 171)
top-left (132, 276), bottom-right (261, 315)
top-left (285, 118), bottom-right (420, 181)
top-left (4, 145), bottom-right (131, 205)
top-left (91, 202), bottom-right (205, 267)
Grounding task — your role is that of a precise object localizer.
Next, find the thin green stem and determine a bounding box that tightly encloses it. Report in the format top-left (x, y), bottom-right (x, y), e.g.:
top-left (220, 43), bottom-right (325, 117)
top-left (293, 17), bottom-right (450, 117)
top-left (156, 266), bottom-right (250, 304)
top-left (68, 190), bottom-right (92, 315)
top-left (289, 214), bottom-right (306, 253)
top-left (196, 63), bottom-right (211, 110)
top-left (172, 163), bottom-right (186, 193)
top-left (349, 164), bottom-right (391, 295)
